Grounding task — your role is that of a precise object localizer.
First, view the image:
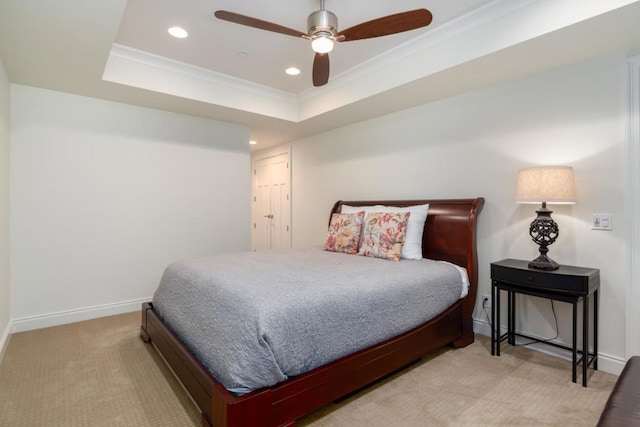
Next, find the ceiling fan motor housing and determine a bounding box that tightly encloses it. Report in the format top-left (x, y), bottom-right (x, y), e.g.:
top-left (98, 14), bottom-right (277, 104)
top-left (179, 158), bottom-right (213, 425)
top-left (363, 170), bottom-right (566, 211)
top-left (308, 9), bottom-right (338, 38)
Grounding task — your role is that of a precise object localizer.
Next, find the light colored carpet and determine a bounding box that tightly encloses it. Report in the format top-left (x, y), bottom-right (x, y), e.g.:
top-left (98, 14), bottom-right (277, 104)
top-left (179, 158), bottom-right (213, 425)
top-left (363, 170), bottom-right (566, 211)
top-left (0, 312), bottom-right (199, 426)
top-left (0, 312), bottom-right (617, 426)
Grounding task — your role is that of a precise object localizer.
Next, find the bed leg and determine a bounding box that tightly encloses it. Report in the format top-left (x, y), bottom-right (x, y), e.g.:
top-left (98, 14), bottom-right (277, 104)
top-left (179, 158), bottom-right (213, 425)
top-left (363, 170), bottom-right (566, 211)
top-left (140, 302), bottom-right (152, 343)
top-left (452, 332), bottom-right (474, 348)
top-left (140, 326), bottom-right (151, 343)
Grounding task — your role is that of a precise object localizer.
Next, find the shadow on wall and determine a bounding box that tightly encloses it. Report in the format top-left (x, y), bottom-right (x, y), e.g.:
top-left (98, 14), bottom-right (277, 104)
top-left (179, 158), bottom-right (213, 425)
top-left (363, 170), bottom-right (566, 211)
top-left (13, 85), bottom-right (250, 153)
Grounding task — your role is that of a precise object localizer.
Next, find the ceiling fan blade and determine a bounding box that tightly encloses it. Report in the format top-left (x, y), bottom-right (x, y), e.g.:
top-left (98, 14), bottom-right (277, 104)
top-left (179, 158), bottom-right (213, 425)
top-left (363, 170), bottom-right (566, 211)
top-left (337, 9), bottom-right (432, 41)
top-left (312, 53), bottom-right (330, 87)
top-left (214, 10), bottom-right (307, 38)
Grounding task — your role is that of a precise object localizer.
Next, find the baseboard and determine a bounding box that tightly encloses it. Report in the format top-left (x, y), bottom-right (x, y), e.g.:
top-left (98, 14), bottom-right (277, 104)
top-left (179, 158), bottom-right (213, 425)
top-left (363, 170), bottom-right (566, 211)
top-left (473, 316), bottom-right (626, 376)
top-left (0, 319), bottom-right (11, 365)
top-left (12, 297), bottom-right (151, 333)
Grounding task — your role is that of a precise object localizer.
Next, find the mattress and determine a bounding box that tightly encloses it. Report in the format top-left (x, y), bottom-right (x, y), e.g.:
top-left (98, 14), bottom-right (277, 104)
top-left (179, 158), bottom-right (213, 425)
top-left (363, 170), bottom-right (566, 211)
top-left (152, 246), bottom-right (467, 395)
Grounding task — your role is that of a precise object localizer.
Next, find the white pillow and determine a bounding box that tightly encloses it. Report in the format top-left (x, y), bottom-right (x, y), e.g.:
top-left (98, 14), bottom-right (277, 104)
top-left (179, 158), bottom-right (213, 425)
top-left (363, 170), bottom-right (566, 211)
top-left (342, 203), bottom-right (429, 260)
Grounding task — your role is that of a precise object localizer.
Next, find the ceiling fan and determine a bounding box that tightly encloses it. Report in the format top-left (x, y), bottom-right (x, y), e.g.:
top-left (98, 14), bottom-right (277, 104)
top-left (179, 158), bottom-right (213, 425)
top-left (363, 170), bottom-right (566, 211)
top-left (214, 1), bottom-right (433, 87)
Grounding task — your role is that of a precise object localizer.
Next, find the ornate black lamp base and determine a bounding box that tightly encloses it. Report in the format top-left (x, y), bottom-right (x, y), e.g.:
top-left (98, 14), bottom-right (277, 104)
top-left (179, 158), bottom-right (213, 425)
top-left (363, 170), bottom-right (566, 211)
top-left (528, 253), bottom-right (559, 271)
top-left (528, 202), bottom-right (560, 271)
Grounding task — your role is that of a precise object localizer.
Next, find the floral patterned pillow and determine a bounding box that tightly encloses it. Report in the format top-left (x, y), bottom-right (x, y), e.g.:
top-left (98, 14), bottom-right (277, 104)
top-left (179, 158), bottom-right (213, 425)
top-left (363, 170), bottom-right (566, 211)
top-left (358, 212), bottom-right (411, 261)
top-left (323, 211), bottom-right (365, 254)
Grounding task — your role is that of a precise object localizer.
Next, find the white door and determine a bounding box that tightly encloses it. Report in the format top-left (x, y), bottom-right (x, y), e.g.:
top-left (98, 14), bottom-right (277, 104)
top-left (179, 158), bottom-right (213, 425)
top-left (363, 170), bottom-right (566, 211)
top-left (253, 153), bottom-right (290, 251)
top-left (255, 161), bottom-right (272, 251)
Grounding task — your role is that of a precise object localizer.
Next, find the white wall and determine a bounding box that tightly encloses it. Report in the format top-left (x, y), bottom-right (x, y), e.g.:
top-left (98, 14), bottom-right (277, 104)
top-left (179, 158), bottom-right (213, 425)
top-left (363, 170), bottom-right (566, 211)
top-left (290, 51), bottom-right (628, 372)
top-left (10, 85), bottom-right (251, 330)
top-left (0, 59), bottom-right (10, 358)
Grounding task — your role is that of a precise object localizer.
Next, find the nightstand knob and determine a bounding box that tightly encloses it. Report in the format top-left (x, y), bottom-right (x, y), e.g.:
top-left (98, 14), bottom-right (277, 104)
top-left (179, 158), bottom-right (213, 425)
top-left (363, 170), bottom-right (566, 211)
top-left (528, 276), bottom-right (534, 281)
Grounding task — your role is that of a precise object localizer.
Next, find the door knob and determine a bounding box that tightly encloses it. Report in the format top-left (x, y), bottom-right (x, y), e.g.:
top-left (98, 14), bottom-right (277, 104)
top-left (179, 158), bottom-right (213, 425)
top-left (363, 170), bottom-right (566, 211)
top-left (263, 214), bottom-right (274, 219)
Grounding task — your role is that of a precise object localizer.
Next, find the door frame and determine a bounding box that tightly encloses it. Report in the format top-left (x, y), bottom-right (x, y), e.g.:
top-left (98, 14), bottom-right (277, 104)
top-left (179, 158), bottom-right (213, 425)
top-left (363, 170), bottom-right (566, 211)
top-left (250, 144), bottom-right (292, 251)
top-left (627, 54), bottom-right (640, 357)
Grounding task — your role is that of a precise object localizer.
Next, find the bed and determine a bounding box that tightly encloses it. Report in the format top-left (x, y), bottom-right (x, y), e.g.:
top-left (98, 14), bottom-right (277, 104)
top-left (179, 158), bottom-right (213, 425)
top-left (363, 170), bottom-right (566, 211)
top-left (140, 197), bottom-right (484, 426)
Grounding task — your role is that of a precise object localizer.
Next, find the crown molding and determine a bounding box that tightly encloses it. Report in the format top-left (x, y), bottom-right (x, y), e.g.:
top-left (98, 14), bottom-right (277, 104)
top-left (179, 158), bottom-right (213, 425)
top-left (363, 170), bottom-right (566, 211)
top-left (103, 44), bottom-right (300, 122)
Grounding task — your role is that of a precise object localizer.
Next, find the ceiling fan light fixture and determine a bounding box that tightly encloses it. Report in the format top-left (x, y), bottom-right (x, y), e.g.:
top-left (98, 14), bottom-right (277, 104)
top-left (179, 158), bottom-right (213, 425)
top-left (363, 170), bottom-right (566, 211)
top-left (308, 8), bottom-right (337, 54)
top-left (311, 36), bottom-right (334, 53)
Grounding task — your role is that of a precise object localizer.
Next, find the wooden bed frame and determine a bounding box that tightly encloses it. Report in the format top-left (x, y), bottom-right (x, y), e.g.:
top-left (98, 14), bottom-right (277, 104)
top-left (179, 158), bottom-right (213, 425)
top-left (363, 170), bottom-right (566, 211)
top-left (140, 197), bottom-right (484, 426)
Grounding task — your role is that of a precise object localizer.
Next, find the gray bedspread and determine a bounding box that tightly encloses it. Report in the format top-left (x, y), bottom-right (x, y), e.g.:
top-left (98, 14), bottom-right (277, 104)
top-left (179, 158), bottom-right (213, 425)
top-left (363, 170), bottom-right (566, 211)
top-left (152, 247), bottom-right (465, 395)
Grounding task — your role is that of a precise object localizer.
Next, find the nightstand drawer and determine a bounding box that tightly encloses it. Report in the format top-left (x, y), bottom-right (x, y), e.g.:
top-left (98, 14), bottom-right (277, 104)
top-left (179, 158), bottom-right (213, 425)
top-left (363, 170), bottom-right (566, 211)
top-left (491, 259), bottom-right (599, 295)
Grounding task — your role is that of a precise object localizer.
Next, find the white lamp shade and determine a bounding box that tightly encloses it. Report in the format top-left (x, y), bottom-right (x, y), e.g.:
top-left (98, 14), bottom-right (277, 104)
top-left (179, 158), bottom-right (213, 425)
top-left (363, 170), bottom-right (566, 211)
top-left (516, 166), bottom-right (577, 204)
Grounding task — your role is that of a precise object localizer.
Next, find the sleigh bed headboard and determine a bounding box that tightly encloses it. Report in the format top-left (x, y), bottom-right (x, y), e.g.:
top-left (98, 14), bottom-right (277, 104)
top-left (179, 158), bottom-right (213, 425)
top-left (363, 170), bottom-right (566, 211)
top-left (331, 197), bottom-right (485, 327)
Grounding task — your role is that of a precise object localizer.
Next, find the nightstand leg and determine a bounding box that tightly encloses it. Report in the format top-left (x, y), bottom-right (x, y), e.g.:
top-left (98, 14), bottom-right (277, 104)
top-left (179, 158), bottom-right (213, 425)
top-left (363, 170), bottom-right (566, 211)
top-left (594, 289), bottom-right (598, 370)
top-left (491, 281), bottom-right (496, 356)
top-left (583, 294), bottom-right (589, 387)
top-left (496, 285), bottom-right (501, 356)
top-left (506, 291), bottom-right (512, 344)
top-left (509, 291), bottom-right (516, 345)
top-left (572, 302), bottom-right (577, 383)
top-left (506, 290), bottom-right (511, 345)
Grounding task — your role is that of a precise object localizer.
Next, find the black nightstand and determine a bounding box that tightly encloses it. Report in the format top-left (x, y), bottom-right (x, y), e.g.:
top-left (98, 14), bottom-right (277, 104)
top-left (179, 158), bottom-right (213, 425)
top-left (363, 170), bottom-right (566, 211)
top-left (490, 258), bottom-right (600, 387)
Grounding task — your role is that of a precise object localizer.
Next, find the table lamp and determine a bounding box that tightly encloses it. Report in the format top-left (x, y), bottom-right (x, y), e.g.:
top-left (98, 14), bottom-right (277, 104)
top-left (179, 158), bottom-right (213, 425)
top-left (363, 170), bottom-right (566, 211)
top-left (516, 166), bottom-right (576, 271)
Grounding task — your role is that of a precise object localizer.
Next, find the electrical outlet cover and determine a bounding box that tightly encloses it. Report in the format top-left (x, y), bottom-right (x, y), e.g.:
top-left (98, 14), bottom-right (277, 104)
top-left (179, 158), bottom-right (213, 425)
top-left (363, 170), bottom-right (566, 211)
top-left (482, 294), bottom-right (491, 308)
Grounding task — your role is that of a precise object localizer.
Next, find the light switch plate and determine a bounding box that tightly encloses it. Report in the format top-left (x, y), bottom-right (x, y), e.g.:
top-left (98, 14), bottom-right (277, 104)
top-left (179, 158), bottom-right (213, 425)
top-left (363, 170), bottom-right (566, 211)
top-left (592, 213), bottom-right (612, 230)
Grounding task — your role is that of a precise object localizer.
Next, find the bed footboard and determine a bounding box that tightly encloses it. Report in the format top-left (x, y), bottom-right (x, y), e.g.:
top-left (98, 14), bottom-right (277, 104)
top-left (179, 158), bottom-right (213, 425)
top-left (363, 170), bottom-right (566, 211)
top-left (141, 300), bottom-right (464, 426)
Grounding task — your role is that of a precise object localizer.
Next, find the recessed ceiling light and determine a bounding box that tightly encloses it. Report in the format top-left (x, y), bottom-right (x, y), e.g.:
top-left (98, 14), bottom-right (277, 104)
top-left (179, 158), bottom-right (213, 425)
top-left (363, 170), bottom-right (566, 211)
top-left (249, 140), bottom-right (257, 145)
top-left (285, 67), bottom-right (301, 76)
top-left (168, 26), bottom-right (188, 38)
